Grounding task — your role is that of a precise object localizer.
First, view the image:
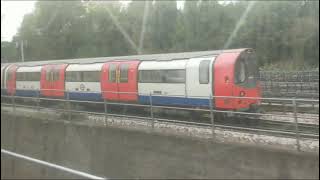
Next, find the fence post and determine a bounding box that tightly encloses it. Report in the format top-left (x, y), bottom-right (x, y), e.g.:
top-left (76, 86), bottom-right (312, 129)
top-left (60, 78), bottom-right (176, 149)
top-left (37, 91), bottom-right (40, 111)
top-left (66, 91), bottom-right (71, 121)
top-left (292, 98), bottom-right (301, 152)
top-left (11, 93), bottom-right (16, 113)
top-left (104, 98), bottom-right (108, 126)
top-left (149, 93), bottom-right (154, 129)
top-left (209, 94), bottom-right (216, 140)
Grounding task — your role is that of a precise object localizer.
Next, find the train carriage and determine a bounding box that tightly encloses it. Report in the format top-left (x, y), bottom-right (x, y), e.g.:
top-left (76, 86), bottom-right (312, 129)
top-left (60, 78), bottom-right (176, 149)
top-left (16, 66), bottom-right (42, 97)
top-left (65, 63), bottom-right (103, 101)
top-left (138, 60), bottom-right (189, 106)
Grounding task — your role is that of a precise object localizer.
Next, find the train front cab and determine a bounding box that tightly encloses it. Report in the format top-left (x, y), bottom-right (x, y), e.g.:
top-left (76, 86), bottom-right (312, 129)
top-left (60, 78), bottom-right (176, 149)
top-left (214, 49), bottom-right (261, 111)
top-left (4, 64), bottom-right (18, 96)
top-left (1, 64), bottom-right (8, 95)
top-left (40, 64), bottom-right (68, 98)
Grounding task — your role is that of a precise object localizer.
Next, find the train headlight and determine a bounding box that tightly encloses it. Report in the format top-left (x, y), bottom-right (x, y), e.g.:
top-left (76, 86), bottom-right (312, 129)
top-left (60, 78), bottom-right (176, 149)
top-left (239, 91), bottom-right (245, 97)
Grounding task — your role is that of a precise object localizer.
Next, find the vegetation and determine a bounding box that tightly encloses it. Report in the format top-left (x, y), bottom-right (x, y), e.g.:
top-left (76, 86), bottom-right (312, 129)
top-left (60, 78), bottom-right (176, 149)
top-left (1, 1), bottom-right (319, 69)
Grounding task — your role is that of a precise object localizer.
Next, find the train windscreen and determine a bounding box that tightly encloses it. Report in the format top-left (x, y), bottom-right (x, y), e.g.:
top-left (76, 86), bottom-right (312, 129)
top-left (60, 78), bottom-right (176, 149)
top-left (235, 50), bottom-right (259, 88)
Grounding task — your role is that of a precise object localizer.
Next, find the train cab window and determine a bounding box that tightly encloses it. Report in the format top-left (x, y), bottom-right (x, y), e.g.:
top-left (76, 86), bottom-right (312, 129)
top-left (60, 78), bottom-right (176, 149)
top-left (120, 64), bottom-right (129, 83)
top-left (66, 71), bottom-right (82, 82)
top-left (83, 71), bottom-right (100, 82)
top-left (109, 64), bottom-right (117, 83)
top-left (235, 60), bottom-right (246, 84)
top-left (199, 60), bottom-right (210, 84)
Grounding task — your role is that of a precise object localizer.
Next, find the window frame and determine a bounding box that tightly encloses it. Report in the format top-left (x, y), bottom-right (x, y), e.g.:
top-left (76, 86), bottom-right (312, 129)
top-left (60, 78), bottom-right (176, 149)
top-left (108, 64), bottom-right (117, 83)
top-left (66, 71), bottom-right (82, 82)
top-left (16, 72), bottom-right (41, 81)
top-left (138, 69), bottom-right (186, 84)
top-left (119, 64), bottom-right (130, 83)
top-left (199, 60), bottom-right (211, 84)
top-left (82, 71), bottom-right (101, 82)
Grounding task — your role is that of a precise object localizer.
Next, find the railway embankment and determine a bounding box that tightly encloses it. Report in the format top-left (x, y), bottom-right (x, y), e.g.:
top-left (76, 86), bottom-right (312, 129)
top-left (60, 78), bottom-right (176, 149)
top-left (1, 109), bottom-right (319, 179)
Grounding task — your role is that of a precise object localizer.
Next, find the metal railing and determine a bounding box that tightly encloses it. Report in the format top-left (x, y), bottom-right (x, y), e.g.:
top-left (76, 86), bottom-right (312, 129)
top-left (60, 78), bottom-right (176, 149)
top-left (1, 88), bottom-right (319, 152)
top-left (1, 149), bottom-right (106, 179)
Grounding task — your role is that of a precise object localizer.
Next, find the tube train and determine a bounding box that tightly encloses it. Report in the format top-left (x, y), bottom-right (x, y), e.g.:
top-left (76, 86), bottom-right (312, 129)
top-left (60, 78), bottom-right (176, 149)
top-left (1, 48), bottom-right (261, 111)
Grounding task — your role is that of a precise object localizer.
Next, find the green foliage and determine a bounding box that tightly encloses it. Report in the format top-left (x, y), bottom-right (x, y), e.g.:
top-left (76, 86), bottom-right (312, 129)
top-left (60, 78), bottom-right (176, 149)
top-left (1, 0), bottom-right (319, 70)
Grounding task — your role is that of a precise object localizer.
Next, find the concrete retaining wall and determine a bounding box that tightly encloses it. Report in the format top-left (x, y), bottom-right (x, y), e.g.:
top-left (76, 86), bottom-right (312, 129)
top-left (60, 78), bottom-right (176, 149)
top-left (1, 112), bottom-right (319, 179)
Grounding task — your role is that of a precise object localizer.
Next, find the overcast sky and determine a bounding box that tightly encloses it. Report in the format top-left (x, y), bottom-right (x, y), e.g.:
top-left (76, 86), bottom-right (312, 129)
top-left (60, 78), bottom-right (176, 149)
top-left (1, 0), bottom-right (185, 42)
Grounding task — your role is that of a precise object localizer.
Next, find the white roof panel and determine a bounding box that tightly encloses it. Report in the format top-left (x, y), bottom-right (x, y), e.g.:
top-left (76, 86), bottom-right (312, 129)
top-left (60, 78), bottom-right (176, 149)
top-left (139, 60), bottom-right (187, 70)
top-left (66, 63), bottom-right (104, 72)
top-left (17, 66), bottom-right (42, 72)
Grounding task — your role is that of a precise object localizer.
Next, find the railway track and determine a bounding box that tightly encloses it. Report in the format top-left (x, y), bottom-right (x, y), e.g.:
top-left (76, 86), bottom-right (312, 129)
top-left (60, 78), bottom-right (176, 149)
top-left (1, 95), bottom-right (318, 140)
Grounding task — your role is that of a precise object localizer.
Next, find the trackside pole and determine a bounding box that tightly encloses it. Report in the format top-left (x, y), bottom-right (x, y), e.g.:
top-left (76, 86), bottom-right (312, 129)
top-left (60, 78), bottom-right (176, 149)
top-left (209, 95), bottom-right (216, 139)
top-left (149, 93), bottom-right (154, 129)
top-left (292, 98), bottom-right (301, 152)
top-left (104, 98), bottom-right (108, 126)
top-left (66, 91), bottom-right (71, 121)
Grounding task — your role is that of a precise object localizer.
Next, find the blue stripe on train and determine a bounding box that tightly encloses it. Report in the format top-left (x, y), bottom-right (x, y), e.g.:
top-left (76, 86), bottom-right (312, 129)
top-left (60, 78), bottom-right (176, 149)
top-left (16, 89), bottom-right (40, 97)
top-left (66, 92), bottom-right (102, 102)
top-left (138, 95), bottom-right (211, 107)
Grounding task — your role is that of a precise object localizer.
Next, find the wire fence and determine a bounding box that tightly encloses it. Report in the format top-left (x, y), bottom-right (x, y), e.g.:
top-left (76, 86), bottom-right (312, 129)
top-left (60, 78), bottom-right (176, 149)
top-left (259, 70), bottom-right (319, 99)
top-left (1, 88), bottom-right (319, 153)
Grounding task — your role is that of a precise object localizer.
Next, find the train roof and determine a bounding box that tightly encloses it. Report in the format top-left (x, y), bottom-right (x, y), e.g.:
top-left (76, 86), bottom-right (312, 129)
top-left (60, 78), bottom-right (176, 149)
top-left (1, 48), bottom-right (249, 67)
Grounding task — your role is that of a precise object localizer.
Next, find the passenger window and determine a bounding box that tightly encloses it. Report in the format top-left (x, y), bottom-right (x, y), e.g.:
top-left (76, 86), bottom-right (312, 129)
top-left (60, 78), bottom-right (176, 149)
top-left (119, 64), bottom-right (129, 83)
top-left (16, 72), bottom-right (24, 81)
top-left (199, 60), bottom-right (210, 84)
top-left (83, 71), bottom-right (100, 82)
top-left (109, 64), bottom-right (117, 83)
top-left (66, 71), bottom-right (82, 82)
top-left (163, 70), bottom-right (185, 83)
top-left (139, 70), bottom-right (162, 83)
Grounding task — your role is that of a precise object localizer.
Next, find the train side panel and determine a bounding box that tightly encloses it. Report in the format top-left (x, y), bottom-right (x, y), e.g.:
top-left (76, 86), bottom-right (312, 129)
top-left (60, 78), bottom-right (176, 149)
top-left (185, 57), bottom-right (215, 107)
top-left (65, 63), bottom-right (103, 101)
top-left (138, 60), bottom-right (187, 106)
top-left (16, 66), bottom-right (41, 97)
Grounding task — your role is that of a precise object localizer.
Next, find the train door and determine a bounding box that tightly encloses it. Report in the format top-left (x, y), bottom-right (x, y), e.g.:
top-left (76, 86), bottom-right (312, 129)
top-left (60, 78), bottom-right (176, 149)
top-left (52, 65), bottom-right (67, 97)
top-left (5, 65), bottom-right (18, 95)
top-left (101, 62), bottom-right (120, 101)
top-left (101, 61), bottom-right (139, 102)
top-left (186, 58), bottom-right (214, 107)
top-left (41, 64), bottom-right (68, 97)
top-left (41, 65), bottom-right (52, 96)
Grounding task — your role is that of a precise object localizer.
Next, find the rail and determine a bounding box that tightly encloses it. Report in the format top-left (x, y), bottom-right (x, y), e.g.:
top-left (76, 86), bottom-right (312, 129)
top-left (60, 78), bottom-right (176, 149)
top-left (1, 89), bottom-right (319, 152)
top-left (1, 149), bottom-right (106, 179)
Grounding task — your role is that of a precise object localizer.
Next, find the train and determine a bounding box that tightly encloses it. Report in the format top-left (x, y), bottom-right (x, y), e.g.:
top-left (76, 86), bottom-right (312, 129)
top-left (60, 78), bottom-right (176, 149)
top-left (1, 48), bottom-right (261, 112)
